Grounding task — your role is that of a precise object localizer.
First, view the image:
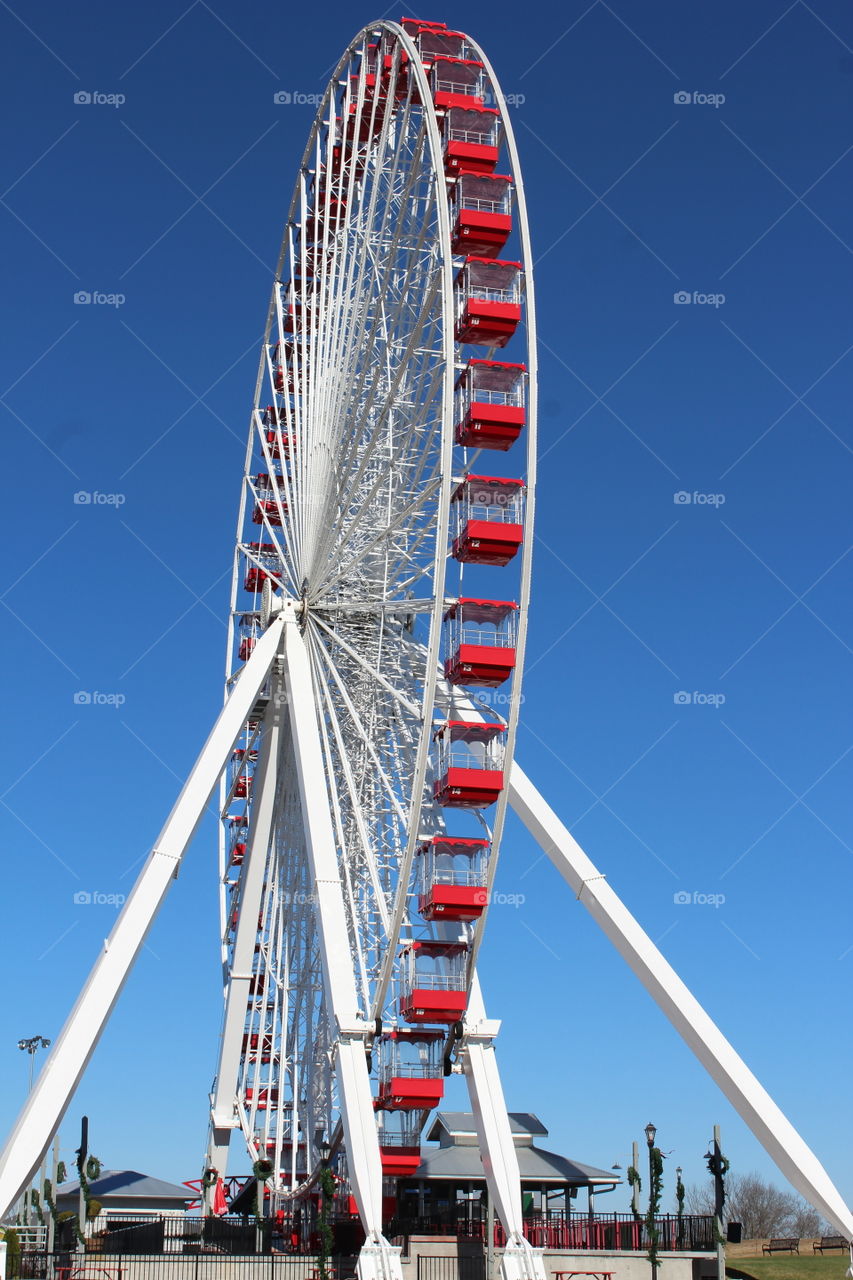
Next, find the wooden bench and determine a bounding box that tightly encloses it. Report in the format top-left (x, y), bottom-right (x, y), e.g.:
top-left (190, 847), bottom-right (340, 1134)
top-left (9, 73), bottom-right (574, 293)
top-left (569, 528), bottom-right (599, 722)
top-left (813, 1237), bottom-right (849, 1253)
top-left (762, 1239), bottom-right (799, 1254)
top-left (553, 1271), bottom-right (614, 1280)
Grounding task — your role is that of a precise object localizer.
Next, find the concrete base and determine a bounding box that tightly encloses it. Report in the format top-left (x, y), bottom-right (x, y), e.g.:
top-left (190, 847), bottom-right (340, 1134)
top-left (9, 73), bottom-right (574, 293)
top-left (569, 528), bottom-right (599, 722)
top-left (396, 1237), bottom-right (716, 1280)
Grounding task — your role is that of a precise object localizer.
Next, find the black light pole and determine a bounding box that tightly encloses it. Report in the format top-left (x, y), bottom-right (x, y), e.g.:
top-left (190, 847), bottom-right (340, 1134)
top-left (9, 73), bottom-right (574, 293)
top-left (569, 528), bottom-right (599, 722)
top-left (645, 1123), bottom-right (658, 1280)
top-left (17, 1036), bottom-right (51, 1225)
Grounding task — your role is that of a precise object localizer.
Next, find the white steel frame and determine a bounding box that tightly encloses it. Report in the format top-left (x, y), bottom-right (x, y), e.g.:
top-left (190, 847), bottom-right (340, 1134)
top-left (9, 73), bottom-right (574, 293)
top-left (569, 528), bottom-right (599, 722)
top-left (0, 21), bottom-right (850, 1280)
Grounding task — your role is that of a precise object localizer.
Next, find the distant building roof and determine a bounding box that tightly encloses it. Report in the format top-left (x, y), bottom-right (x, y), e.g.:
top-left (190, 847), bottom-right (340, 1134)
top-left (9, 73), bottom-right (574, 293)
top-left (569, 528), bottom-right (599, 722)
top-left (415, 1113), bottom-right (618, 1186)
top-left (56, 1171), bottom-right (193, 1205)
top-left (427, 1113), bottom-right (548, 1143)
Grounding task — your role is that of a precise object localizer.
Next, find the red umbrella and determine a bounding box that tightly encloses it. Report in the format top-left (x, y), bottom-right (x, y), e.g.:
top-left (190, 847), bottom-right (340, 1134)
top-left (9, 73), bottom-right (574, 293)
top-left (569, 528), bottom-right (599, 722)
top-left (213, 1174), bottom-right (228, 1217)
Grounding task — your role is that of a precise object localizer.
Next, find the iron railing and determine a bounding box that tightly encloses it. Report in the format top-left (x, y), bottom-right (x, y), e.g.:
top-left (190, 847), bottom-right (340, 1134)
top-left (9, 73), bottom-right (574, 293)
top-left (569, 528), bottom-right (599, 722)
top-left (6, 1253), bottom-right (352, 1280)
top-left (389, 1210), bottom-right (716, 1253)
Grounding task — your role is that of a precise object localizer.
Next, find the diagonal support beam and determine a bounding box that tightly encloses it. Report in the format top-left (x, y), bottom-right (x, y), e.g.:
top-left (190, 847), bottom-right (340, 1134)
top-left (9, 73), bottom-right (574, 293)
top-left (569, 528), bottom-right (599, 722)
top-left (281, 611), bottom-right (403, 1280)
top-left (206, 674), bottom-right (285, 1195)
top-left (463, 976), bottom-right (546, 1280)
top-left (0, 616), bottom-right (286, 1221)
top-left (509, 761), bottom-right (853, 1239)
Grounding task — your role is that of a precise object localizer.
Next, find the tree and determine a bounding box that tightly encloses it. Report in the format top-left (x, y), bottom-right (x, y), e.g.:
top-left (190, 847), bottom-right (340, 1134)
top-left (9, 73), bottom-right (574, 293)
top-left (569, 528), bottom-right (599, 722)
top-left (684, 1172), bottom-right (824, 1239)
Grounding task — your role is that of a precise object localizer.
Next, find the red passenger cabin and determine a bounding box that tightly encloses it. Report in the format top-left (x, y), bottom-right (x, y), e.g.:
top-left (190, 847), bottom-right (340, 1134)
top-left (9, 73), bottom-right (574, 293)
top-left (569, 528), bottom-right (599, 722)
top-left (228, 813), bottom-right (249, 866)
top-left (244, 542), bottom-right (281, 592)
top-left (245, 1086), bottom-right (279, 1110)
top-left (242, 1032), bottom-right (274, 1062)
top-left (428, 57), bottom-right (485, 110)
top-left (261, 406), bottom-right (292, 460)
top-left (433, 719), bottom-right (506, 808)
top-left (443, 598), bottom-right (518, 688)
top-left (451, 475), bottom-right (524, 565)
top-left (273, 340), bottom-right (299, 394)
top-left (455, 259), bottom-right (522, 347)
top-left (450, 172), bottom-right (513, 257)
top-left (376, 1029), bottom-right (445, 1111)
top-left (252, 473), bottom-right (287, 527)
top-left (417, 835), bottom-right (490, 921)
top-left (399, 940), bottom-right (468, 1023)
top-left (231, 745), bottom-right (257, 798)
top-left (238, 613), bottom-right (261, 662)
top-left (443, 106), bottom-right (500, 175)
top-left (377, 1115), bottom-right (422, 1177)
top-left (454, 359), bottom-right (526, 449)
top-left (401, 19), bottom-right (468, 67)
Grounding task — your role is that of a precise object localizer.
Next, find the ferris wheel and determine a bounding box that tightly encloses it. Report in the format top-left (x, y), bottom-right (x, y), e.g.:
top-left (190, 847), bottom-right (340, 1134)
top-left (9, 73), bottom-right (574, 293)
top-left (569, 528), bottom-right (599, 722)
top-left (206, 19), bottom-right (540, 1280)
top-left (1, 17), bottom-right (851, 1277)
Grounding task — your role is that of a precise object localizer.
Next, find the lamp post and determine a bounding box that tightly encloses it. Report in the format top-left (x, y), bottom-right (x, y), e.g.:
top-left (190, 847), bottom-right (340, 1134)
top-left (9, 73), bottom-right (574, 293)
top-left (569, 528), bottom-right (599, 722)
top-left (645, 1123), bottom-right (659, 1280)
top-left (18, 1036), bottom-right (51, 1224)
top-left (675, 1166), bottom-right (684, 1247)
top-left (704, 1125), bottom-right (726, 1280)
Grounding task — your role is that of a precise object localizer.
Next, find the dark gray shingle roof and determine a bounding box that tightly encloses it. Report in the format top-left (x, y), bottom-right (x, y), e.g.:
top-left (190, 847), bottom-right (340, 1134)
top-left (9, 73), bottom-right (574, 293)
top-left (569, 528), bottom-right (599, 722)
top-left (426, 1112), bottom-right (549, 1141)
top-left (411, 1141), bottom-right (616, 1183)
top-left (56, 1171), bottom-right (193, 1202)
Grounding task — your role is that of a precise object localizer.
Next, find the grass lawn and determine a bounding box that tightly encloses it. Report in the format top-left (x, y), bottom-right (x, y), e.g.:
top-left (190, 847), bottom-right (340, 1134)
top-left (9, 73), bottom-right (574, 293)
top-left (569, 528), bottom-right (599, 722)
top-left (727, 1254), bottom-right (850, 1280)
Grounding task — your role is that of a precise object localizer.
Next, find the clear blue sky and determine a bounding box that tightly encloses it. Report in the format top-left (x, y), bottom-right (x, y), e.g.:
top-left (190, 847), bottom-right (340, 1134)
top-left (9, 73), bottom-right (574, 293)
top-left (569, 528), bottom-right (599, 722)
top-left (1, 0), bottom-right (850, 1215)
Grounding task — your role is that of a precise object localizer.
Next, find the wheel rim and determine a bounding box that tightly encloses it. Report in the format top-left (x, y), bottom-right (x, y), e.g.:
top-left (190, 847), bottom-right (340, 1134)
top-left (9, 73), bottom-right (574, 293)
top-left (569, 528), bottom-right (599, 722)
top-left (218, 18), bottom-right (537, 1197)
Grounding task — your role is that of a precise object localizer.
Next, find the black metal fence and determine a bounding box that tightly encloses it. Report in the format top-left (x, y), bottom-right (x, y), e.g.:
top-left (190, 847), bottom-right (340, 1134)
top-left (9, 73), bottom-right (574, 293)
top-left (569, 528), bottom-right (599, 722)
top-left (9, 1253), bottom-right (353, 1280)
top-left (417, 1255), bottom-right (487, 1280)
top-left (390, 1210), bottom-right (716, 1253)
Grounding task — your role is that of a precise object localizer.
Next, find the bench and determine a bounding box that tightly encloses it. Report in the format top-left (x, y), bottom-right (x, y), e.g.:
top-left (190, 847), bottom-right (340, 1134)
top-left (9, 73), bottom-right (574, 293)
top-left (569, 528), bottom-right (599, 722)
top-left (553, 1272), bottom-right (614, 1280)
top-left (762, 1239), bottom-right (799, 1255)
top-left (813, 1237), bottom-right (849, 1253)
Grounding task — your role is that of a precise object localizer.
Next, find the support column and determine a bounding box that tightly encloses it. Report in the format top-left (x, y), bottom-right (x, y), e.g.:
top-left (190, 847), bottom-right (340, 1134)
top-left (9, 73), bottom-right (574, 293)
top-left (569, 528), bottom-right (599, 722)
top-left (462, 977), bottom-right (546, 1280)
top-left (508, 761), bottom-right (853, 1240)
top-left (0, 617), bottom-right (286, 1220)
top-left (206, 672), bottom-right (285, 1200)
top-left (282, 612), bottom-right (402, 1280)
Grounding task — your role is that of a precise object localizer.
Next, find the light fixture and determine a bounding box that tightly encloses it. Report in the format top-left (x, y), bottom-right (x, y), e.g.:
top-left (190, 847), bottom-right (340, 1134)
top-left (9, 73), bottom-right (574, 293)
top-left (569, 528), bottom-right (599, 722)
top-left (644, 1122), bottom-right (657, 1148)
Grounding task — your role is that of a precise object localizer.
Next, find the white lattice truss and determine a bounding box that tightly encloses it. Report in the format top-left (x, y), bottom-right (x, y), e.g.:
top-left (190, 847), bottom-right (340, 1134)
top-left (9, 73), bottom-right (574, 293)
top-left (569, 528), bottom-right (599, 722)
top-left (0, 22), bottom-right (849, 1280)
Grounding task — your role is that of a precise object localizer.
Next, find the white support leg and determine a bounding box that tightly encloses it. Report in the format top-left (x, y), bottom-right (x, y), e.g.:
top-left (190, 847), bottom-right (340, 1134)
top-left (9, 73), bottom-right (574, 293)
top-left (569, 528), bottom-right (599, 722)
top-left (509, 762), bottom-right (853, 1240)
top-left (282, 612), bottom-right (402, 1280)
top-left (205, 677), bottom-right (285, 1203)
top-left (463, 977), bottom-right (546, 1280)
top-left (0, 616), bottom-right (286, 1221)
